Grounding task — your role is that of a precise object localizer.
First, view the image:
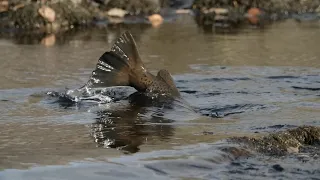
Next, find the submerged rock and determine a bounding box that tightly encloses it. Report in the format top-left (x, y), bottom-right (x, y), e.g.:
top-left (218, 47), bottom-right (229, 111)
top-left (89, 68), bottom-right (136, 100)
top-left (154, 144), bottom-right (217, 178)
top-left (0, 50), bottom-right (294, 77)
top-left (230, 126), bottom-right (320, 156)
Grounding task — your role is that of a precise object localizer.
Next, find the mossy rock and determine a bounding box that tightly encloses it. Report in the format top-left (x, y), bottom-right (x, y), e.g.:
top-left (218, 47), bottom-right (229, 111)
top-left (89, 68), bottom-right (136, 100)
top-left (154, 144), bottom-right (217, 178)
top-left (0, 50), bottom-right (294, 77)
top-left (230, 126), bottom-right (320, 156)
top-left (3, 0), bottom-right (92, 33)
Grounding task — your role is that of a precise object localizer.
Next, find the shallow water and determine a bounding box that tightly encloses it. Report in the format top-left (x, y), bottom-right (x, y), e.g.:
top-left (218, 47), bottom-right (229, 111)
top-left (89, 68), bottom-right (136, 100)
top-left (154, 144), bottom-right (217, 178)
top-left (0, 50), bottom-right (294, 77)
top-left (0, 15), bottom-right (319, 179)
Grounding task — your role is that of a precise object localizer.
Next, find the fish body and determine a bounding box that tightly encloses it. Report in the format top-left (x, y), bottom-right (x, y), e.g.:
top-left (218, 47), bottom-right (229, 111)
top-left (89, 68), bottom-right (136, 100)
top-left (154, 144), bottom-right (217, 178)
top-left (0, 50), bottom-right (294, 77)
top-left (84, 31), bottom-right (181, 97)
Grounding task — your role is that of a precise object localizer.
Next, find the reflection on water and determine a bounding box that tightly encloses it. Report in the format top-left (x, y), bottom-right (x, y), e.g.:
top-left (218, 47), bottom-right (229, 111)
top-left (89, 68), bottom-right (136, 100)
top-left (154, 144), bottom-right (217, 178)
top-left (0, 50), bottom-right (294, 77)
top-left (0, 23), bottom-right (151, 46)
top-left (89, 94), bottom-right (177, 154)
top-left (48, 85), bottom-right (200, 154)
top-left (0, 14), bottom-right (320, 179)
top-left (91, 109), bottom-right (175, 154)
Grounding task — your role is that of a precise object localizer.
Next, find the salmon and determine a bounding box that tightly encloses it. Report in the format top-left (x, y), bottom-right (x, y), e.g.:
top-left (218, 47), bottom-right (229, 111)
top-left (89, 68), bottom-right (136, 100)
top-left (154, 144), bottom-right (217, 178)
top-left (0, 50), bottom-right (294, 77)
top-left (85, 31), bottom-right (181, 97)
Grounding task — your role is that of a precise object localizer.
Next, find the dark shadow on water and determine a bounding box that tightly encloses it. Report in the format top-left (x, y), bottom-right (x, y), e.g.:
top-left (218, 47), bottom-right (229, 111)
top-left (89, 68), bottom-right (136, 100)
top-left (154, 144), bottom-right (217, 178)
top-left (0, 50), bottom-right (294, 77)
top-left (46, 90), bottom-right (182, 154)
top-left (91, 105), bottom-right (175, 154)
top-left (198, 104), bottom-right (267, 118)
top-left (91, 92), bottom-right (182, 154)
top-left (292, 86), bottom-right (320, 91)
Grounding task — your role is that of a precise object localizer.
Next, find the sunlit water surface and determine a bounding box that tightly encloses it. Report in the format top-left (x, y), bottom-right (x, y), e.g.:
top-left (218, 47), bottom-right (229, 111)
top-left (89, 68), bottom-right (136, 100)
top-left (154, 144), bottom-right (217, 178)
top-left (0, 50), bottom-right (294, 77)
top-left (0, 15), bottom-right (319, 179)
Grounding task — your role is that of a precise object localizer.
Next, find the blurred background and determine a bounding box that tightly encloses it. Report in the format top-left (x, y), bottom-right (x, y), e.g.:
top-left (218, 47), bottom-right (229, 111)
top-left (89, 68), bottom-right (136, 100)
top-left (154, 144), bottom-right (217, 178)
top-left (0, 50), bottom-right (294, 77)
top-left (0, 0), bottom-right (319, 179)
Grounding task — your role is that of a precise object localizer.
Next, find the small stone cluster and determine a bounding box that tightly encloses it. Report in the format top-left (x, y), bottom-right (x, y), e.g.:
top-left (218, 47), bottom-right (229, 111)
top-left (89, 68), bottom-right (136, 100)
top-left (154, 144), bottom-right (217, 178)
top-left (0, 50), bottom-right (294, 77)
top-left (193, 0), bottom-right (320, 14)
top-left (0, 0), bottom-right (164, 33)
top-left (0, 0), bottom-right (319, 33)
top-left (85, 0), bottom-right (162, 16)
top-left (192, 0), bottom-right (320, 27)
top-left (1, 0), bottom-right (92, 33)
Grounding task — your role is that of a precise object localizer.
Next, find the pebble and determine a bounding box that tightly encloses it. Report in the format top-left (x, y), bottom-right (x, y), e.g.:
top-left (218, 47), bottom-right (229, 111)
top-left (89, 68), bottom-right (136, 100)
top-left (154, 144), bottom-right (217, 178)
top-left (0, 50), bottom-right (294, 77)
top-left (148, 13), bottom-right (164, 28)
top-left (0, 0), bottom-right (8, 12)
top-left (107, 8), bottom-right (128, 18)
top-left (247, 8), bottom-right (262, 25)
top-left (38, 6), bottom-right (56, 23)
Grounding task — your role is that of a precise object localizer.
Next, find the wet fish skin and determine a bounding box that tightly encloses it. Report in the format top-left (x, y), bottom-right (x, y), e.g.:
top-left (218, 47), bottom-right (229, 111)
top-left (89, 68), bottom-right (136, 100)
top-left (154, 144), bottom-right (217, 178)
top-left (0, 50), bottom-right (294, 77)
top-left (84, 31), bottom-right (181, 97)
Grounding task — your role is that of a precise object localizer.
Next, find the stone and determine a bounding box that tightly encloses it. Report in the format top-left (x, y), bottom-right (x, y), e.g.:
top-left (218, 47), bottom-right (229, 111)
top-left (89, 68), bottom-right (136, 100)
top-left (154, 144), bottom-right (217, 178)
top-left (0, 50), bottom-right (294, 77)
top-left (148, 13), bottom-right (163, 27)
top-left (0, 0), bottom-right (8, 12)
top-left (38, 6), bottom-right (56, 23)
top-left (247, 7), bottom-right (262, 25)
top-left (106, 8), bottom-right (128, 18)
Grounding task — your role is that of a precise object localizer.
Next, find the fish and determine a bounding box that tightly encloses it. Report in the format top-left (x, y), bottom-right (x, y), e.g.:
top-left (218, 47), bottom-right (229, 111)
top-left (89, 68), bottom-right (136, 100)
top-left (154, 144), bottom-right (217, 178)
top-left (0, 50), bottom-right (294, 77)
top-left (83, 31), bottom-right (181, 98)
top-left (57, 31), bottom-right (199, 121)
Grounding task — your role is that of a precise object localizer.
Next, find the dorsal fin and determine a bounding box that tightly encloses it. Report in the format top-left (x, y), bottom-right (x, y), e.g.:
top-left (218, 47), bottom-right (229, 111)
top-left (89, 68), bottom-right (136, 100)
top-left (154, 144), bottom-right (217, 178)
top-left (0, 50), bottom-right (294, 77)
top-left (156, 69), bottom-right (180, 96)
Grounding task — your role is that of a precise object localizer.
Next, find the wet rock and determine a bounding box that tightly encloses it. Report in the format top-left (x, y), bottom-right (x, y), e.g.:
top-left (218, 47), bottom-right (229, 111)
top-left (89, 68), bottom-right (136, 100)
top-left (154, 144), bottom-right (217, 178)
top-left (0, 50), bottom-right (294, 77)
top-left (230, 126), bottom-right (320, 156)
top-left (148, 13), bottom-right (164, 27)
top-left (220, 146), bottom-right (252, 158)
top-left (246, 7), bottom-right (261, 24)
top-left (38, 6), bottom-right (56, 23)
top-left (83, 0), bottom-right (166, 26)
top-left (106, 8), bottom-right (128, 17)
top-left (249, 0), bottom-right (320, 16)
top-left (192, 0), bottom-right (247, 28)
top-left (87, 0), bottom-right (161, 16)
top-left (192, 0), bottom-right (320, 28)
top-left (272, 164), bottom-right (284, 172)
top-left (0, 0), bottom-right (8, 12)
top-left (1, 0), bottom-right (92, 33)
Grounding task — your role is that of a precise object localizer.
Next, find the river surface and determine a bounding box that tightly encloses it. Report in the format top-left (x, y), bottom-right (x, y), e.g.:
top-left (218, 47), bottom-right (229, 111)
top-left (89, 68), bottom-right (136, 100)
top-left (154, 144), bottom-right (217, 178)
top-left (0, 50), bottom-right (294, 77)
top-left (0, 15), bottom-right (319, 179)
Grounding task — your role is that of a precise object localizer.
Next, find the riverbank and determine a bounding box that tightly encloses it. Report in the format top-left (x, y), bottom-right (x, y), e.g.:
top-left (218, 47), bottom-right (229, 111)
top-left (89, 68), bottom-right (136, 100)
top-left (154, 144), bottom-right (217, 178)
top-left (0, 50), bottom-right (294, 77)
top-left (0, 12), bottom-right (319, 179)
top-left (0, 0), bottom-right (319, 35)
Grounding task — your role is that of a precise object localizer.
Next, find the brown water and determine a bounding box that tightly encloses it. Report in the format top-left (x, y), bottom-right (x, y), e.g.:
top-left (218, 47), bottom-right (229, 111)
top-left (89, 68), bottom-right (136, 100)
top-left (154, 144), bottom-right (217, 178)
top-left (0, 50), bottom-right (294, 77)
top-left (0, 15), bottom-right (319, 179)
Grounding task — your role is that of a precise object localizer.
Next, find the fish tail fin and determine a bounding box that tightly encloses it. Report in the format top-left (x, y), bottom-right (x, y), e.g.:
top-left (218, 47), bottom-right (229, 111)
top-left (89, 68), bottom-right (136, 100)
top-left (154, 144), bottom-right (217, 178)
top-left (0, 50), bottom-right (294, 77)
top-left (85, 31), bottom-right (150, 91)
